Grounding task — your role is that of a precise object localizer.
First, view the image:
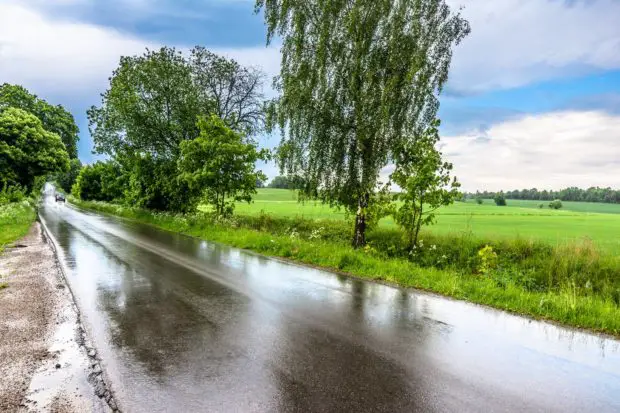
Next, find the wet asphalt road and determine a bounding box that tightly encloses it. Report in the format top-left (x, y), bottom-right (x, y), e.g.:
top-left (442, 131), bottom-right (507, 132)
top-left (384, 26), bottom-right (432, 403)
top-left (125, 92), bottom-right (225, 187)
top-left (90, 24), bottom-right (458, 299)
top-left (38, 197), bottom-right (620, 412)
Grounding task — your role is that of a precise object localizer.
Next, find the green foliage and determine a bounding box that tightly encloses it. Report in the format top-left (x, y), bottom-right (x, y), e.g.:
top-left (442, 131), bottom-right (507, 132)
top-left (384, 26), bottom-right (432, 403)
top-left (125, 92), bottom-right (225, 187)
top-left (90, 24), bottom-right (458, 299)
top-left (494, 193), bottom-right (507, 206)
top-left (476, 197), bottom-right (483, 205)
top-left (88, 46), bottom-right (267, 213)
top-left (392, 120), bottom-right (460, 250)
top-left (257, 0), bottom-right (470, 247)
top-left (0, 184), bottom-right (26, 205)
top-left (120, 155), bottom-right (195, 212)
top-left (178, 115), bottom-right (268, 216)
top-left (267, 175), bottom-right (305, 190)
top-left (89, 47), bottom-right (200, 159)
top-left (72, 161), bottom-right (123, 202)
top-left (0, 83), bottom-right (79, 158)
top-left (0, 107), bottom-right (69, 191)
top-left (56, 158), bottom-right (82, 193)
top-left (477, 245), bottom-right (498, 276)
top-left (549, 199), bottom-right (563, 210)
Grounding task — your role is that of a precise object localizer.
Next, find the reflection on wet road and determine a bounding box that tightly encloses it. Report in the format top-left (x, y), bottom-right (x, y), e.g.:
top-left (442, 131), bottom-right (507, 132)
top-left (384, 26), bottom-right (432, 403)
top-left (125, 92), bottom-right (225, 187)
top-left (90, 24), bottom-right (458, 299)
top-left (39, 198), bottom-right (620, 412)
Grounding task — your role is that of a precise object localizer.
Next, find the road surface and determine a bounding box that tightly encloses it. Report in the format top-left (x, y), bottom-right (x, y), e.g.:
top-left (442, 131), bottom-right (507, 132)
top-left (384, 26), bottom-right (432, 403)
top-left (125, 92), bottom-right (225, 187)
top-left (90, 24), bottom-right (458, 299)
top-left (39, 196), bottom-right (620, 412)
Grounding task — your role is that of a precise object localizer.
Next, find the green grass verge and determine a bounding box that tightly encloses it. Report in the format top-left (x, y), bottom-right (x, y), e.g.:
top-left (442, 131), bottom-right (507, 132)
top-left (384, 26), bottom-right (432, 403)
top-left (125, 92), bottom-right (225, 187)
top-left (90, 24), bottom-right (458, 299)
top-left (71, 197), bottom-right (620, 337)
top-left (0, 201), bottom-right (36, 252)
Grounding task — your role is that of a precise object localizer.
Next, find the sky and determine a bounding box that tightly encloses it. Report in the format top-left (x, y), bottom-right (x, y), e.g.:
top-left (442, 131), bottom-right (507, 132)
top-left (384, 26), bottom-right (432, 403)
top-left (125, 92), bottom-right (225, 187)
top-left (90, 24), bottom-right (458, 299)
top-left (1, 0), bottom-right (619, 192)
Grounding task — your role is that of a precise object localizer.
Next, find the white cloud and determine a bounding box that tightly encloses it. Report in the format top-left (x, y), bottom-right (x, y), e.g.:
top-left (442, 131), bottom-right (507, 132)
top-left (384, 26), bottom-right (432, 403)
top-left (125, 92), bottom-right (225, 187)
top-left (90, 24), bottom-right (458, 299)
top-left (0, 1), bottom-right (279, 102)
top-left (0, 1), bottom-right (154, 100)
top-left (447, 0), bottom-right (620, 93)
top-left (442, 111), bottom-right (620, 191)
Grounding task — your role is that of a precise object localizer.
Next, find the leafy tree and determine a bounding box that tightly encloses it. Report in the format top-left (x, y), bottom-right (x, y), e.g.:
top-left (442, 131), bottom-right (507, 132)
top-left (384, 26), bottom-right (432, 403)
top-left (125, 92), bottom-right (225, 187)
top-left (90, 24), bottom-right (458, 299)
top-left (88, 46), bottom-right (268, 212)
top-left (0, 108), bottom-right (69, 191)
top-left (549, 199), bottom-right (563, 210)
top-left (178, 115), bottom-right (268, 216)
top-left (88, 47), bottom-right (203, 211)
top-left (0, 83), bottom-right (79, 158)
top-left (72, 161), bottom-right (124, 202)
top-left (190, 47), bottom-right (266, 136)
top-left (391, 120), bottom-right (460, 250)
top-left (476, 197), bottom-right (483, 205)
top-left (57, 158), bottom-right (82, 193)
top-left (257, 0), bottom-right (470, 247)
top-left (494, 193), bottom-right (507, 206)
top-left (89, 47), bottom-right (201, 159)
top-left (120, 154), bottom-right (199, 212)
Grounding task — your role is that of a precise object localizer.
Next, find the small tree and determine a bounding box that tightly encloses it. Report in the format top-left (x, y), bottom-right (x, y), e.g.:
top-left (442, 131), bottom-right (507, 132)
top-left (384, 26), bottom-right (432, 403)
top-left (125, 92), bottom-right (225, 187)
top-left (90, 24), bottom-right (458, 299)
top-left (494, 193), bottom-right (507, 206)
top-left (476, 197), bottom-right (483, 205)
top-left (392, 120), bottom-right (460, 250)
top-left (178, 115), bottom-right (268, 216)
top-left (549, 199), bottom-right (563, 210)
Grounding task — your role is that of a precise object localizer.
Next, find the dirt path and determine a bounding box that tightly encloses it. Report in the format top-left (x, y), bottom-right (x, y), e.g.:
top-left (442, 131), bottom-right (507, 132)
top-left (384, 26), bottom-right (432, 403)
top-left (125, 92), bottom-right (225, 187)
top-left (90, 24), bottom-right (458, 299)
top-left (0, 222), bottom-right (110, 412)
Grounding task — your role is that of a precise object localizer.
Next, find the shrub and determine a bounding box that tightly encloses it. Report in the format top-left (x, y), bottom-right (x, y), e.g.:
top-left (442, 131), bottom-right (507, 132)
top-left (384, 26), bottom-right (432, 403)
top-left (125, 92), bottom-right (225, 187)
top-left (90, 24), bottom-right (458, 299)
top-left (476, 197), bottom-right (483, 205)
top-left (477, 245), bottom-right (498, 275)
top-left (0, 184), bottom-right (26, 205)
top-left (494, 193), bottom-right (507, 206)
top-left (549, 199), bottom-right (563, 210)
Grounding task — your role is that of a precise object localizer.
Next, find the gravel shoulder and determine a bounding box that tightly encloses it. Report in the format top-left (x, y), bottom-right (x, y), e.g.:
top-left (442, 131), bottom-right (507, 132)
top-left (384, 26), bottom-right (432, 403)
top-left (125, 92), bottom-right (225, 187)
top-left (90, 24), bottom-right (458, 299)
top-left (0, 222), bottom-right (111, 412)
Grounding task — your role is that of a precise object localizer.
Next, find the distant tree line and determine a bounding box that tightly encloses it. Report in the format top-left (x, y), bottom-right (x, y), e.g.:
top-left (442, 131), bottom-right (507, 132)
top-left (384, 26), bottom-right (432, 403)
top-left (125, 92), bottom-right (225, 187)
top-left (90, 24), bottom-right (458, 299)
top-left (267, 175), bottom-right (305, 190)
top-left (467, 187), bottom-right (620, 204)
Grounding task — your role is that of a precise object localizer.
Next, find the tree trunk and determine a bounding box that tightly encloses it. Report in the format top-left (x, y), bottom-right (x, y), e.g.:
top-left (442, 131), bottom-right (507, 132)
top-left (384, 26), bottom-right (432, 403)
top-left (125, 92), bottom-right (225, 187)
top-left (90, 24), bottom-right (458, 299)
top-left (352, 193), bottom-right (369, 248)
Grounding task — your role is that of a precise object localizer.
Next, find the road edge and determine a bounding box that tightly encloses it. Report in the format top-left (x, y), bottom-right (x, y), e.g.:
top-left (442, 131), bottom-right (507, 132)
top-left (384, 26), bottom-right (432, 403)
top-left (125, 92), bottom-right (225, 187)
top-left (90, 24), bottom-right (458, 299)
top-left (38, 212), bottom-right (122, 412)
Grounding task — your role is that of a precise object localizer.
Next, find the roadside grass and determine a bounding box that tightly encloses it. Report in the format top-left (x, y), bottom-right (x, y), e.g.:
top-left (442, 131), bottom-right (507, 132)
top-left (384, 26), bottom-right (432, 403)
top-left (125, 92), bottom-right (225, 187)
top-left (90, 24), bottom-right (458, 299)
top-left (71, 197), bottom-right (620, 337)
top-left (0, 200), bottom-right (35, 290)
top-left (0, 201), bottom-right (36, 252)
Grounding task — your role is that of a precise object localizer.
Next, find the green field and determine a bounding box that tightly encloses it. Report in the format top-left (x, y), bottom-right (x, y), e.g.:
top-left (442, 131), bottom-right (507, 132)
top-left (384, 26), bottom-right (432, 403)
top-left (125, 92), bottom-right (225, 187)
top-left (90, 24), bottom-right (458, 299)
top-left (235, 189), bottom-right (620, 252)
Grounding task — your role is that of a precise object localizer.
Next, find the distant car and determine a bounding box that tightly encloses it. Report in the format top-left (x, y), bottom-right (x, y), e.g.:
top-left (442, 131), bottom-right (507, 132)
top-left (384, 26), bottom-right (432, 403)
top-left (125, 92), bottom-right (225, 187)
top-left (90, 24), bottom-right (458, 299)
top-left (55, 193), bottom-right (66, 202)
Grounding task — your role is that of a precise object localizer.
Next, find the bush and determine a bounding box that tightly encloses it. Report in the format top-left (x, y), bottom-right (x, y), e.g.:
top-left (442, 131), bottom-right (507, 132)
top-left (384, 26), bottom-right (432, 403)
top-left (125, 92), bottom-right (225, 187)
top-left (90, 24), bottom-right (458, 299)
top-left (72, 161), bottom-right (123, 202)
top-left (0, 184), bottom-right (26, 205)
top-left (549, 199), bottom-right (563, 210)
top-left (494, 193), bottom-right (507, 206)
top-left (475, 197), bottom-right (483, 205)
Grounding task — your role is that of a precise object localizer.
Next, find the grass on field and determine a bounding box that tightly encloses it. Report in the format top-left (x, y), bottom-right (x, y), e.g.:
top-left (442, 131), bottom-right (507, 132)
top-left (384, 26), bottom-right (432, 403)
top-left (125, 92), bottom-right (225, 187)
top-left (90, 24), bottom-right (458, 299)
top-left (0, 201), bottom-right (36, 251)
top-left (73, 196), bottom-right (620, 337)
top-left (234, 190), bottom-right (620, 252)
